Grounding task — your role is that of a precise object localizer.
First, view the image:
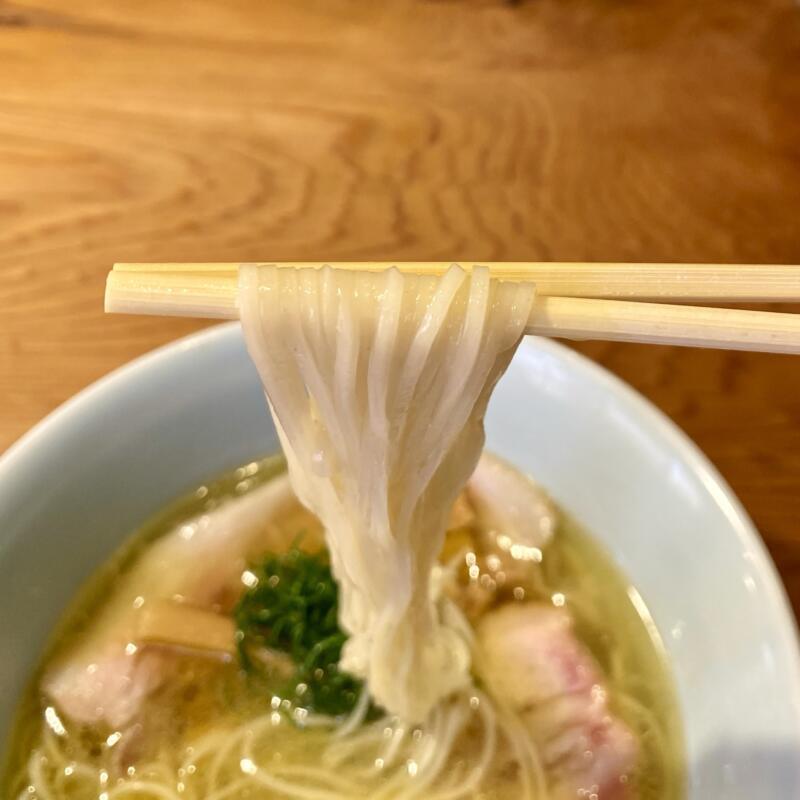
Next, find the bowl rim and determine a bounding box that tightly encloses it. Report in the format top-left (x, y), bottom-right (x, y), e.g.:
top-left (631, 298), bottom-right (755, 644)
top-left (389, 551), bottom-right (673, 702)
top-left (0, 324), bottom-right (234, 481)
top-left (518, 337), bottom-right (800, 702)
top-left (517, 336), bottom-right (800, 663)
top-left (2, 322), bottom-right (800, 735)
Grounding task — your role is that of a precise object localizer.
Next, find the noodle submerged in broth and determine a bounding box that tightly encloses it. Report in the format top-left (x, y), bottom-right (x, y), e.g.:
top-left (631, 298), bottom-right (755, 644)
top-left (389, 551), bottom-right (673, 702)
top-left (3, 457), bottom-right (683, 799)
top-left (3, 266), bottom-right (684, 798)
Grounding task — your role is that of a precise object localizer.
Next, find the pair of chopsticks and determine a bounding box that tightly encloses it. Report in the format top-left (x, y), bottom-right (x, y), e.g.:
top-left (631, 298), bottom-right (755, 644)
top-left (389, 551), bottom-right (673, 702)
top-left (104, 262), bottom-right (800, 354)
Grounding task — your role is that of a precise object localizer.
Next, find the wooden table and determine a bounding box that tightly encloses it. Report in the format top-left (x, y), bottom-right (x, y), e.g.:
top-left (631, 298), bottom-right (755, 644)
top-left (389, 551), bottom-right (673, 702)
top-left (1, 0), bottom-right (799, 610)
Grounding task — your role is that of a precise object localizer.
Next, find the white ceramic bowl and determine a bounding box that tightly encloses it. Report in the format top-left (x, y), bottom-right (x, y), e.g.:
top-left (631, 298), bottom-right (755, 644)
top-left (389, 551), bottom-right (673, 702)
top-left (1, 324), bottom-right (799, 798)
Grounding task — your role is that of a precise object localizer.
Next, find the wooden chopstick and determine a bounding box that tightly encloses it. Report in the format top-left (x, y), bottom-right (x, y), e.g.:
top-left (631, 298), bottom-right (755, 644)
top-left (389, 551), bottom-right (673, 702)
top-left (112, 261), bottom-right (800, 301)
top-left (528, 297), bottom-right (800, 353)
top-left (107, 270), bottom-right (240, 319)
top-left (104, 266), bottom-right (800, 354)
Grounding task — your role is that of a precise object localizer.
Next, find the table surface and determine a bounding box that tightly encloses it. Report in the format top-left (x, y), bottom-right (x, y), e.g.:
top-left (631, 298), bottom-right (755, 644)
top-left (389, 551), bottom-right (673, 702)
top-left (1, 0), bottom-right (799, 611)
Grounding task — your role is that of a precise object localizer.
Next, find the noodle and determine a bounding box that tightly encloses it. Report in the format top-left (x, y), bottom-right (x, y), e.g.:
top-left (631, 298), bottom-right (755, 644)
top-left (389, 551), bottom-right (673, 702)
top-left (105, 782), bottom-right (182, 799)
top-left (28, 750), bottom-right (56, 800)
top-left (332, 686), bottom-right (371, 739)
top-left (240, 264), bottom-right (534, 722)
top-left (5, 265), bottom-right (683, 799)
top-left (10, 503), bottom-right (678, 800)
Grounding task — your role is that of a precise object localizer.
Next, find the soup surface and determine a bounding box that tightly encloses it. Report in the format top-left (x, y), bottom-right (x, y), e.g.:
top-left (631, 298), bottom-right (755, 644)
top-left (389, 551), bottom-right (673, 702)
top-left (3, 456), bottom-right (684, 799)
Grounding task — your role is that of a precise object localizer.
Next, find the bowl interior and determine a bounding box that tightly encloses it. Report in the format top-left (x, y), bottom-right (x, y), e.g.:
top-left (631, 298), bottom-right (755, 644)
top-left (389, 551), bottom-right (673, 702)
top-left (1, 323), bottom-right (799, 798)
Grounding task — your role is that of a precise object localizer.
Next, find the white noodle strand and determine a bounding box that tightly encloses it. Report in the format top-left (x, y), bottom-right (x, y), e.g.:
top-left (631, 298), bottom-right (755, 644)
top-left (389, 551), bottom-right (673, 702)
top-left (239, 264), bottom-right (534, 722)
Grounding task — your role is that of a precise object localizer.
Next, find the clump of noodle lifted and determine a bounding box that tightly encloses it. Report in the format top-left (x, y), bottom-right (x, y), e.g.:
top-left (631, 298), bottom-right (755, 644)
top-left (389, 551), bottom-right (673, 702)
top-left (239, 264), bottom-right (534, 722)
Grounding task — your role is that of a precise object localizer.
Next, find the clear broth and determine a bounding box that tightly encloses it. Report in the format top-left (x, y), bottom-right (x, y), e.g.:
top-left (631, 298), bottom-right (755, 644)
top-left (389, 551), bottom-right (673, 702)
top-left (3, 456), bottom-right (684, 799)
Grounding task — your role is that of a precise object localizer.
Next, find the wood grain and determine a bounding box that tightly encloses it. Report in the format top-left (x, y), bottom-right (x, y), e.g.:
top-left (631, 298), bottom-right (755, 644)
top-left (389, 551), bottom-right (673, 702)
top-left (1, 0), bottom-right (799, 609)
